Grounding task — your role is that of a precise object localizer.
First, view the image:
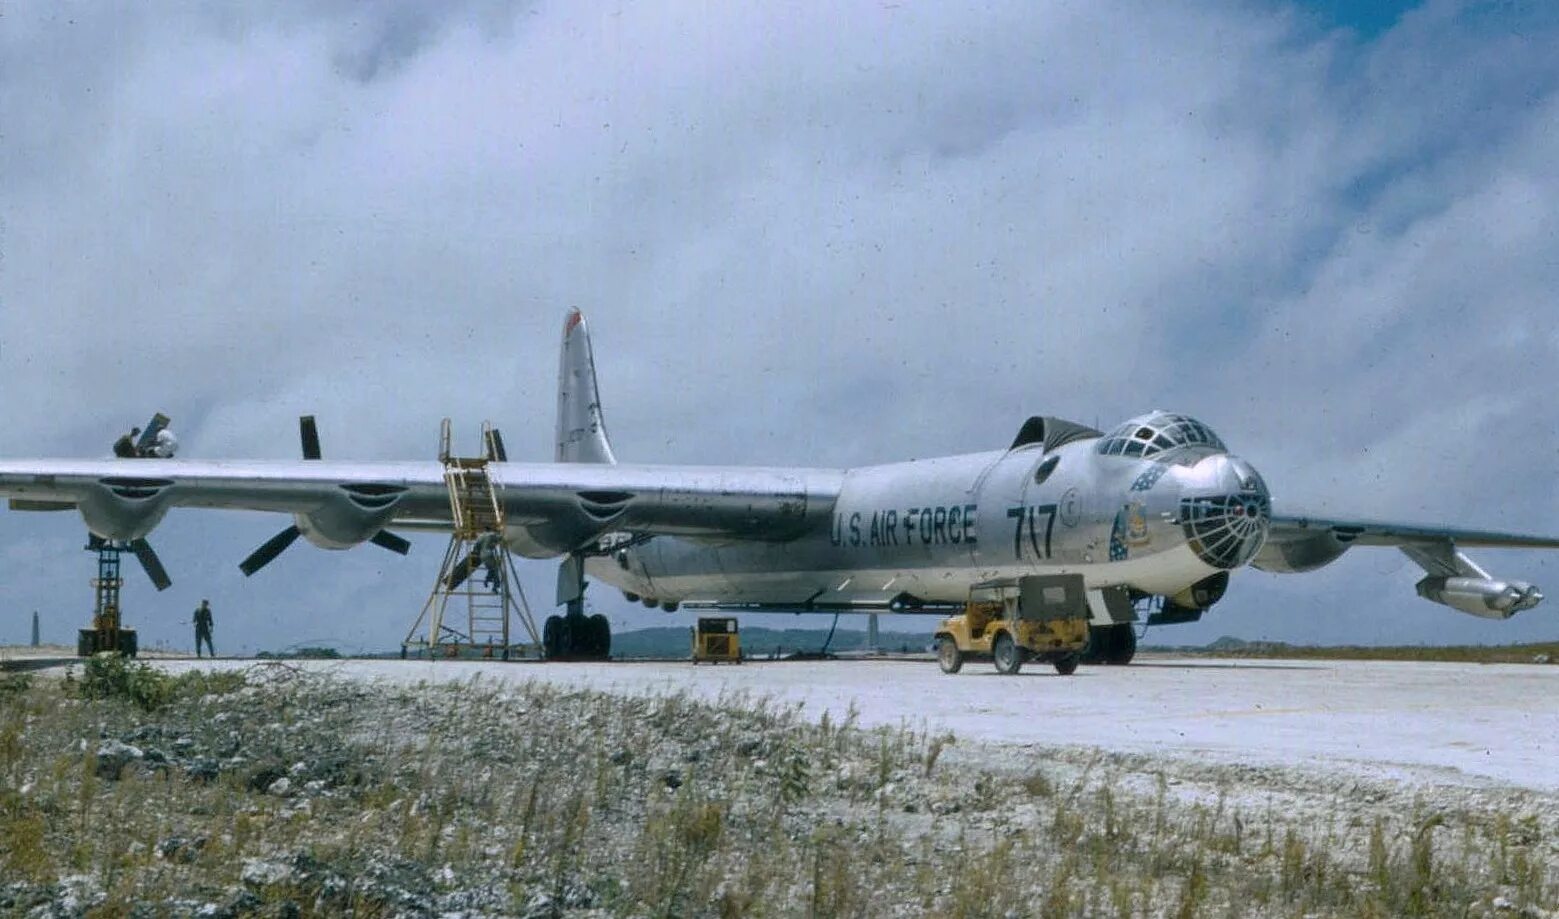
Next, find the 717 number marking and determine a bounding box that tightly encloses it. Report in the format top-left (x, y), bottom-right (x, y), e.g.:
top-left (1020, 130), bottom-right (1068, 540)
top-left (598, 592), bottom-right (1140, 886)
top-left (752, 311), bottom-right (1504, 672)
top-left (1008, 503), bottom-right (1057, 560)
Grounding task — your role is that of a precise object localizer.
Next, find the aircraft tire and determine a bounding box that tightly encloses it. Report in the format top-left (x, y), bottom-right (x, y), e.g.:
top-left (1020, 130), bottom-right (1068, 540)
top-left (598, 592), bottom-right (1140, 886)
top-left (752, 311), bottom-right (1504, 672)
top-left (1085, 624), bottom-right (1137, 665)
top-left (560, 616), bottom-right (580, 657)
top-left (992, 632), bottom-right (1023, 675)
top-left (1107, 626), bottom-right (1137, 665)
top-left (1053, 653), bottom-right (1080, 676)
top-left (936, 636), bottom-right (963, 674)
top-left (589, 613), bottom-right (611, 660)
top-left (543, 615), bottom-right (563, 659)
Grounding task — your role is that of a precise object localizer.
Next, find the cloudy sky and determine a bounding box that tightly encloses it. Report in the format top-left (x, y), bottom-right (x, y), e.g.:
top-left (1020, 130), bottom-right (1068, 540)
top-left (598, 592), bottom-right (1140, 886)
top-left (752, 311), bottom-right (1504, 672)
top-left (1, 0), bottom-right (1555, 654)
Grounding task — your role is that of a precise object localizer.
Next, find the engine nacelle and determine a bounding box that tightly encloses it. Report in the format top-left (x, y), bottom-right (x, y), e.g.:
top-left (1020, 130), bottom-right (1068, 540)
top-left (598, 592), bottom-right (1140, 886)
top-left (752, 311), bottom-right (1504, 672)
top-left (294, 484), bottom-right (406, 550)
top-left (1171, 571), bottom-right (1229, 610)
top-left (1415, 576), bottom-right (1543, 619)
top-left (1148, 572), bottom-right (1229, 626)
top-left (77, 477), bottom-right (176, 541)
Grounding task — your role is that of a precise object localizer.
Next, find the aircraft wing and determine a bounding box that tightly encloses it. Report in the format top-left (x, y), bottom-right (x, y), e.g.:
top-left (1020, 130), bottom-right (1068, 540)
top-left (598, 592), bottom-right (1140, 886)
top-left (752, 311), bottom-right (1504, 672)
top-left (0, 458), bottom-right (843, 555)
top-left (1256, 512), bottom-right (1557, 617)
top-left (1264, 514), bottom-right (1559, 551)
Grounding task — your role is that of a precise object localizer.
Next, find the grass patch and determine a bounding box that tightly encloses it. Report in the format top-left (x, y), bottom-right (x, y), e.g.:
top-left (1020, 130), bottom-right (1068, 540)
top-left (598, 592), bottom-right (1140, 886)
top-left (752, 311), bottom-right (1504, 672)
top-left (0, 664), bottom-right (1552, 916)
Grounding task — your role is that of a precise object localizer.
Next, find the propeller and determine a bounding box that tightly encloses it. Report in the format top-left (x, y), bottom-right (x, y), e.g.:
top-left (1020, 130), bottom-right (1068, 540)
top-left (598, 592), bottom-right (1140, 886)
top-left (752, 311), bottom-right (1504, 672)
top-left (445, 533), bottom-right (497, 590)
top-left (370, 530), bottom-right (411, 555)
top-left (484, 427), bottom-right (508, 462)
top-left (128, 538), bottom-right (173, 592)
top-left (299, 414), bottom-right (322, 461)
top-left (84, 534), bottom-right (173, 591)
top-left (237, 415), bottom-right (411, 576)
top-left (239, 525), bottom-right (302, 576)
top-left (446, 552), bottom-right (481, 590)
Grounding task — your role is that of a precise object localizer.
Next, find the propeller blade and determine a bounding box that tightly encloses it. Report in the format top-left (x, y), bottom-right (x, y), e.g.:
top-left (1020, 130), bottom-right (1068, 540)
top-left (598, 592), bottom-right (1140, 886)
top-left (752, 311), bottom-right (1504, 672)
top-left (299, 415), bottom-right (322, 461)
top-left (239, 525), bottom-right (302, 576)
top-left (446, 550), bottom-right (482, 590)
top-left (370, 529), bottom-right (411, 555)
top-left (135, 413), bottom-right (171, 454)
top-left (128, 538), bottom-right (173, 591)
top-left (484, 428), bottom-right (508, 462)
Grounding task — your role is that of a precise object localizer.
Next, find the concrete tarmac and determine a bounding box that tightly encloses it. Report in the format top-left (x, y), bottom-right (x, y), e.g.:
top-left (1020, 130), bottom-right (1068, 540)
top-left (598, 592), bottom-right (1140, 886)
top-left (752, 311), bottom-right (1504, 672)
top-left (141, 654), bottom-right (1559, 792)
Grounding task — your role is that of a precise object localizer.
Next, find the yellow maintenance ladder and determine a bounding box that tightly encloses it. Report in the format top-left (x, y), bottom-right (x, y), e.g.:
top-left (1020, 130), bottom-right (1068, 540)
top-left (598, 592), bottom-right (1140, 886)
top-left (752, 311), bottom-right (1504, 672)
top-left (402, 419), bottom-right (540, 660)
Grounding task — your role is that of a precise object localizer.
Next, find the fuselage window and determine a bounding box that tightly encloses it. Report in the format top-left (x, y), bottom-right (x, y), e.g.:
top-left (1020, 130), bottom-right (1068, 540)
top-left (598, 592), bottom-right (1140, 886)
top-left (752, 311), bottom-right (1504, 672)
top-left (1033, 455), bottom-right (1061, 484)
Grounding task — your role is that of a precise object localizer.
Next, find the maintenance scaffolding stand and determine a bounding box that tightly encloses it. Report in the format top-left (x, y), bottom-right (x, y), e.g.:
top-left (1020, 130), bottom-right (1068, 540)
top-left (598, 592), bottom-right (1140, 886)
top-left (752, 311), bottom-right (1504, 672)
top-left (402, 420), bottom-right (540, 660)
top-left (78, 538), bottom-right (139, 657)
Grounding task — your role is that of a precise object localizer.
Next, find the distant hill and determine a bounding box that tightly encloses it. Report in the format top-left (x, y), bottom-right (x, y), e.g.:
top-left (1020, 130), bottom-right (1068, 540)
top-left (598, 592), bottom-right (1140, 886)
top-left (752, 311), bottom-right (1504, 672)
top-left (1145, 635), bottom-right (1558, 665)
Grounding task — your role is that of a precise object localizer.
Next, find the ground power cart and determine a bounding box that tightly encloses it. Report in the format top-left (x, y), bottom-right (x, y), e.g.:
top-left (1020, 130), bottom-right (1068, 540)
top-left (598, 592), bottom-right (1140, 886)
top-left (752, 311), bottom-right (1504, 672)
top-left (692, 617), bottom-right (742, 663)
top-left (935, 575), bottom-right (1090, 675)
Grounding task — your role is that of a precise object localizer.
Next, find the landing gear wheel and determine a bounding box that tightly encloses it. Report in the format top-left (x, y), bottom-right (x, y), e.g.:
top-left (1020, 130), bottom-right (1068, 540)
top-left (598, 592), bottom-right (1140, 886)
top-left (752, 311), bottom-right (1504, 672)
top-left (543, 615), bottom-right (563, 659)
top-left (1084, 623), bottom-right (1137, 665)
top-left (992, 632), bottom-right (1023, 675)
top-left (1053, 653), bottom-right (1079, 676)
top-left (588, 613), bottom-right (611, 659)
top-left (936, 636), bottom-right (963, 674)
top-left (1107, 626), bottom-right (1137, 665)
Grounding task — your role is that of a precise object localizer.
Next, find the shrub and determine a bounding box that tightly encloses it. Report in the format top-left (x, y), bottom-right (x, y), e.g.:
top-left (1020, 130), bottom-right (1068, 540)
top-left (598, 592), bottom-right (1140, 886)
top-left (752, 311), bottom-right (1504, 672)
top-left (172, 668), bottom-right (247, 698)
top-left (77, 655), bottom-right (175, 711)
top-left (0, 672), bottom-right (33, 702)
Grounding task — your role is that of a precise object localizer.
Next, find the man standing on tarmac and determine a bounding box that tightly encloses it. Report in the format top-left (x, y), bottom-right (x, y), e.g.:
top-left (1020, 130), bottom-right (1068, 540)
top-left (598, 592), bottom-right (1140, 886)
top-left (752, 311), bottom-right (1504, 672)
top-left (193, 599), bottom-right (215, 658)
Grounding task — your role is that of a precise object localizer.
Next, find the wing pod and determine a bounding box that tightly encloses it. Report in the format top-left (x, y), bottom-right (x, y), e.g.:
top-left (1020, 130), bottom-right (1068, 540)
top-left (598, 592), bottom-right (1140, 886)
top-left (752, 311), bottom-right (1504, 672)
top-left (1414, 576), bottom-right (1542, 619)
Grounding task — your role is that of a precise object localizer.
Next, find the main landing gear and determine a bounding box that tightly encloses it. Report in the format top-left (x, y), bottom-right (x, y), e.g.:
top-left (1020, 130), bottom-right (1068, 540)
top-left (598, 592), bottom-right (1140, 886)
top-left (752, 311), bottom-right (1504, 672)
top-left (542, 604), bottom-right (612, 659)
top-left (1082, 622), bottom-right (1137, 665)
top-left (546, 553), bottom-right (612, 660)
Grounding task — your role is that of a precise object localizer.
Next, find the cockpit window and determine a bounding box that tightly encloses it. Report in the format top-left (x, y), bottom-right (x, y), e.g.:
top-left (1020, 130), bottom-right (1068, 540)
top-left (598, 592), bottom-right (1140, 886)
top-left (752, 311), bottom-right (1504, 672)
top-left (1095, 412), bottom-right (1226, 459)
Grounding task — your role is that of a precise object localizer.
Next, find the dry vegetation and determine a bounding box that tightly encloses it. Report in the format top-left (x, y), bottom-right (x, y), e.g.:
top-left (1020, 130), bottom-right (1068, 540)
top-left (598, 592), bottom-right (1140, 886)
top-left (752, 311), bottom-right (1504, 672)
top-left (0, 660), bottom-right (1554, 917)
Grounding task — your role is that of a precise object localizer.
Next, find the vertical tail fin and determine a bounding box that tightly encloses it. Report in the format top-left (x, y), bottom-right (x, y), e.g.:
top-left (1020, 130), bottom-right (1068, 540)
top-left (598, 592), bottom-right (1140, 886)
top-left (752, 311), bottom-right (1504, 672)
top-left (555, 308), bottom-right (617, 464)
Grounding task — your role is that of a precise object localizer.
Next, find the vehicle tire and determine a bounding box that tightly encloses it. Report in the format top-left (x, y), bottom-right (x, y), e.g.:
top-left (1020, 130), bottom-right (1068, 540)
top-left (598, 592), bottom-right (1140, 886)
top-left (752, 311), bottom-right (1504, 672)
top-left (542, 615), bottom-right (562, 659)
top-left (1053, 653), bottom-right (1080, 676)
top-left (589, 613), bottom-right (611, 660)
top-left (992, 632), bottom-right (1023, 675)
top-left (936, 635), bottom-right (963, 674)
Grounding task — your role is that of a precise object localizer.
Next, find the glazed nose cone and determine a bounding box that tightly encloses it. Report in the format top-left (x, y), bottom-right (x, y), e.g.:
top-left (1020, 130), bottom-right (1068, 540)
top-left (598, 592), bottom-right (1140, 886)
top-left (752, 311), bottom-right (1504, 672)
top-left (1176, 454), bottom-right (1271, 570)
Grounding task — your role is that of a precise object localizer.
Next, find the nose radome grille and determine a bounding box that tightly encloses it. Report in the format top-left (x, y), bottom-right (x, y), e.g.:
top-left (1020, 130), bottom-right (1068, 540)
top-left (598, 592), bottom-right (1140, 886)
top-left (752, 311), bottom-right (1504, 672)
top-left (1180, 493), bottom-right (1271, 569)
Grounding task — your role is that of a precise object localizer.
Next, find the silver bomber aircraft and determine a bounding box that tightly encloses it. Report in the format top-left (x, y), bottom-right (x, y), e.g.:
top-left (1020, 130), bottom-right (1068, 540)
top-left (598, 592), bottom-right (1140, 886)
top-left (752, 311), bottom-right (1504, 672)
top-left (2, 309), bottom-right (1555, 662)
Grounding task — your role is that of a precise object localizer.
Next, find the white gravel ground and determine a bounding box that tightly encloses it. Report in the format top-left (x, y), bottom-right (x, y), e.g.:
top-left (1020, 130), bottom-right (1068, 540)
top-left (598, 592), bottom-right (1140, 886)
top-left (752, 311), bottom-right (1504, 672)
top-left (150, 655), bottom-right (1559, 792)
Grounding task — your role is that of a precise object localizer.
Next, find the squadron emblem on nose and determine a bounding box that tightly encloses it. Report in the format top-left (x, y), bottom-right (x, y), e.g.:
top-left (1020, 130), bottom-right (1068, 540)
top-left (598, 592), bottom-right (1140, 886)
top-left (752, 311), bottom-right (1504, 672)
top-left (1059, 487), bottom-right (1081, 528)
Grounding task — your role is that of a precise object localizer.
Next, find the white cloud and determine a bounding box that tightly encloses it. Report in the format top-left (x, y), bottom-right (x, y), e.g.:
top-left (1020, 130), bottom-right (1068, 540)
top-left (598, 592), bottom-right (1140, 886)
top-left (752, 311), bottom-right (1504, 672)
top-left (1, 0), bottom-right (1555, 651)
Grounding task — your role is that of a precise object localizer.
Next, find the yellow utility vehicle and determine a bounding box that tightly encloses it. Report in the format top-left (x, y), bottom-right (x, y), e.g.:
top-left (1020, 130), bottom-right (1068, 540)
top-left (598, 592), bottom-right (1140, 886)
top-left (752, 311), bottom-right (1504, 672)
top-left (934, 576), bottom-right (1090, 675)
top-left (691, 616), bottom-right (741, 663)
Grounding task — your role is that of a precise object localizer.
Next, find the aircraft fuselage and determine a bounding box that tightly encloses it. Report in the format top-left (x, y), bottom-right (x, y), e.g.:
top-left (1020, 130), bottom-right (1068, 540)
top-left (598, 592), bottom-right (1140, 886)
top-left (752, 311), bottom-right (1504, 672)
top-left (583, 429), bottom-right (1271, 615)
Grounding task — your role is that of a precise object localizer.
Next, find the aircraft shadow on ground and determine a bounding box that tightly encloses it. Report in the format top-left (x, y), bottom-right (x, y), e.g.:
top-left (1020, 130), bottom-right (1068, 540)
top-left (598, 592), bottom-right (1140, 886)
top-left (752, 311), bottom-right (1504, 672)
top-left (1127, 660), bottom-right (1331, 671)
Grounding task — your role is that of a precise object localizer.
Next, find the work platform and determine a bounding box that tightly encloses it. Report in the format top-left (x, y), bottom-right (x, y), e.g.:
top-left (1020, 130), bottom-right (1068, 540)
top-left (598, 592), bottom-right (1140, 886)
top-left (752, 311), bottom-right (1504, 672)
top-left (402, 420), bottom-right (540, 660)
